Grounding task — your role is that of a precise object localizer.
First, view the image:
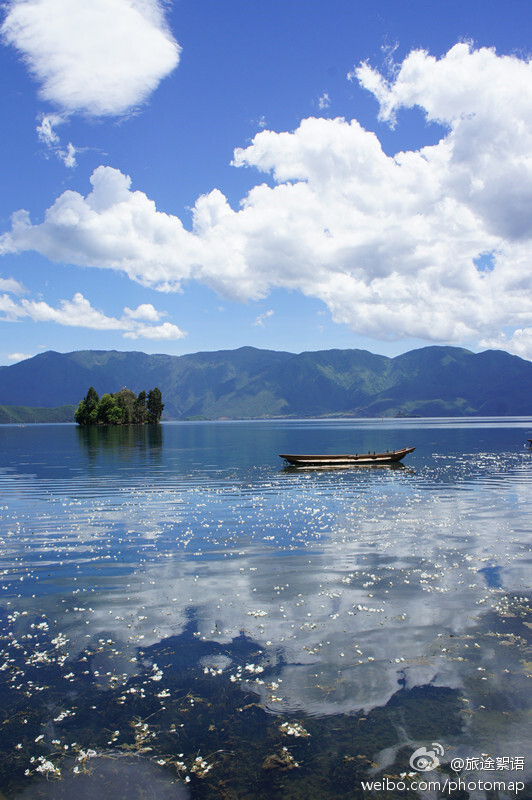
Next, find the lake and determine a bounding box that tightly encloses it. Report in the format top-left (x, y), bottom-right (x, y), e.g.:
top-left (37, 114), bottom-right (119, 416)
top-left (0, 418), bottom-right (531, 799)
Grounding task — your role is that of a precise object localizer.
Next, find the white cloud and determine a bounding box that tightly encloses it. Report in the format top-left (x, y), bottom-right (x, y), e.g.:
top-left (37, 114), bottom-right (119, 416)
top-left (123, 321), bottom-right (186, 340)
top-left (36, 113), bottom-right (77, 167)
top-left (7, 352), bottom-right (33, 361)
top-left (3, 44), bottom-right (532, 356)
top-left (253, 309), bottom-right (274, 327)
top-left (480, 328), bottom-right (532, 360)
top-left (0, 291), bottom-right (186, 340)
top-left (20, 292), bottom-right (127, 329)
top-left (0, 294), bottom-right (22, 317)
top-left (0, 275), bottom-right (26, 294)
top-left (60, 141), bottom-right (77, 168)
top-left (1, 0), bottom-right (181, 117)
top-left (3, 0), bottom-right (179, 167)
top-left (318, 92), bottom-right (330, 109)
top-left (123, 303), bottom-right (163, 322)
top-left (36, 112), bottom-right (61, 146)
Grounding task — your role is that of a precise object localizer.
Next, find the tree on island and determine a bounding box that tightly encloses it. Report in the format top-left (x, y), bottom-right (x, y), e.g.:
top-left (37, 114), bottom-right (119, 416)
top-left (147, 387), bottom-right (164, 424)
top-left (75, 386), bottom-right (164, 425)
top-left (134, 390), bottom-right (148, 424)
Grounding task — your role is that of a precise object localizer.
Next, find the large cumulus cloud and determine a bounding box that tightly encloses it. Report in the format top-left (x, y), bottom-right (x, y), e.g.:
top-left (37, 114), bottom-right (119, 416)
top-left (2, 43), bottom-right (532, 354)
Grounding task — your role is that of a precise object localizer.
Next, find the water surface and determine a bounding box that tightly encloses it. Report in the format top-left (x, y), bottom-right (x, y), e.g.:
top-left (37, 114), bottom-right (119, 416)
top-left (0, 419), bottom-right (531, 798)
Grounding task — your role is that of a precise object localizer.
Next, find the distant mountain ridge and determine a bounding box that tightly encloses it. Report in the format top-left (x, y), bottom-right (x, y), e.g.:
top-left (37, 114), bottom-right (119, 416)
top-left (0, 345), bottom-right (530, 420)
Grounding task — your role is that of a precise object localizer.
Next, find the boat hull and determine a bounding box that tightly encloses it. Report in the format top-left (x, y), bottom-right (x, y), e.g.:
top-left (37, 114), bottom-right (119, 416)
top-left (279, 446), bottom-right (415, 467)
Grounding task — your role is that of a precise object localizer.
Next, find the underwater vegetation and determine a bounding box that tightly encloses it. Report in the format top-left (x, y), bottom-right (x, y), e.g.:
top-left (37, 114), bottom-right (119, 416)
top-left (0, 599), bottom-right (531, 799)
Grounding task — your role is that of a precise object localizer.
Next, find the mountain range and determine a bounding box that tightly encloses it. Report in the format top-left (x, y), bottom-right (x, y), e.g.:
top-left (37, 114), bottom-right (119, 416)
top-left (0, 345), bottom-right (530, 421)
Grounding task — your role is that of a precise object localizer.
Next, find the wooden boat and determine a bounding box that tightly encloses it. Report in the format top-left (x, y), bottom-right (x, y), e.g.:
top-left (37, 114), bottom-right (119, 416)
top-left (279, 446), bottom-right (415, 467)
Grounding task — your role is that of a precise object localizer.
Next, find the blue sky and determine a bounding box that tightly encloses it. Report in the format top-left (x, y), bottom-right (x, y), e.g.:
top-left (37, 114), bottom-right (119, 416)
top-left (1, 0), bottom-right (532, 366)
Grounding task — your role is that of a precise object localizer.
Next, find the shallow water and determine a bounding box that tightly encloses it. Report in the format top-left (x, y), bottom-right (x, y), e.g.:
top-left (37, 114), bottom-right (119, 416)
top-left (0, 419), bottom-right (531, 799)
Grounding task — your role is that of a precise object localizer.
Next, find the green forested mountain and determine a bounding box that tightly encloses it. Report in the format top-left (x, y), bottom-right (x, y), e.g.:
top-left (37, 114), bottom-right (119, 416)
top-left (0, 404), bottom-right (77, 424)
top-left (0, 345), bottom-right (530, 420)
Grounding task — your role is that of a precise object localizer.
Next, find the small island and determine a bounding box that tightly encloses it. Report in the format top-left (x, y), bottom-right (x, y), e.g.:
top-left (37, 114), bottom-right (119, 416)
top-left (75, 386), bottom-right (164, 426)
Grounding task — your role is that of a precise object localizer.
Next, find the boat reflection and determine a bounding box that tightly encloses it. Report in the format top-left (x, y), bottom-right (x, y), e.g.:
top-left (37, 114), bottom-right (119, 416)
top-left (281, 461), bottom-right (413, 472)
